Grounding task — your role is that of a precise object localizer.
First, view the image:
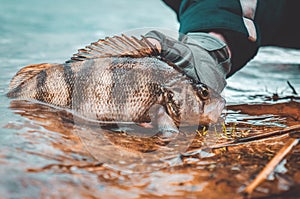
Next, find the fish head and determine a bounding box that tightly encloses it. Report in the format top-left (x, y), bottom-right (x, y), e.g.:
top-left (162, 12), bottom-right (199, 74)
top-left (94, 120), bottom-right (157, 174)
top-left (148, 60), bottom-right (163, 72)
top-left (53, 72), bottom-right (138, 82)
top-left (194, 83), bottom-right (225, 125)
top-left (170, 81), bottom-right (225, 126)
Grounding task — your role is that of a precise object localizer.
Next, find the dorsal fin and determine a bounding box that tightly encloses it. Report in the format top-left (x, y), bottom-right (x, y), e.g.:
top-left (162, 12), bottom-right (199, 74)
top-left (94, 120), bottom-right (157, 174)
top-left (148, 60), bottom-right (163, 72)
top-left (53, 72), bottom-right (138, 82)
top-left (66, 34), bottom-right (160, 63)
top-left (8, 63), bottom-right (58, 91)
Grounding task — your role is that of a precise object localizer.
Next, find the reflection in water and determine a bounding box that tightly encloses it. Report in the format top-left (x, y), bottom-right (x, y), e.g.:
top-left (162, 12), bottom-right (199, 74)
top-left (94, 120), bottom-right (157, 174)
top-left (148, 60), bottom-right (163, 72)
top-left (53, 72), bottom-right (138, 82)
top-left (4, 96), bottom-right (300, 198)
top-left (8, 100), bottom-right (220, 173)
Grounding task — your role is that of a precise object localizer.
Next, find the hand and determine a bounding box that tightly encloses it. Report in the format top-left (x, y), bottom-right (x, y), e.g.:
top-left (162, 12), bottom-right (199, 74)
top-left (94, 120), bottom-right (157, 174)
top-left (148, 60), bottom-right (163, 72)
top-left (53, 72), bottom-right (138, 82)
top-left (145, 30), bottom-right (231, 93)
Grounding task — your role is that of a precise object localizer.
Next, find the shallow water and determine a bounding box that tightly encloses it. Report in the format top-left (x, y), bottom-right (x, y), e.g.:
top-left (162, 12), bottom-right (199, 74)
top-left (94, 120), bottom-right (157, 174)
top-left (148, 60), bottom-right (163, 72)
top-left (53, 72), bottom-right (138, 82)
top-left (1, 1), bottom-right (300, 199)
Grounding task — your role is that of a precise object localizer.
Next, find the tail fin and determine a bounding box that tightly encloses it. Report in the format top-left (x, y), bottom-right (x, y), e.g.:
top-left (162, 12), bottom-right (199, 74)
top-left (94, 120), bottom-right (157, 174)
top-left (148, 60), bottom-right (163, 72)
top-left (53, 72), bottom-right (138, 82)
top-left (7, 63), bottom-right (58, 97)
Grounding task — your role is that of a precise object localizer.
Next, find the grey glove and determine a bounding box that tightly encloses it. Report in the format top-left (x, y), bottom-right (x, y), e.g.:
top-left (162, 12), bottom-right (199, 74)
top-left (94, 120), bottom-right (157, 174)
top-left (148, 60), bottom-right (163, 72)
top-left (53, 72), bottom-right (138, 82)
top-left (145, 31), bottom-right (231, 93)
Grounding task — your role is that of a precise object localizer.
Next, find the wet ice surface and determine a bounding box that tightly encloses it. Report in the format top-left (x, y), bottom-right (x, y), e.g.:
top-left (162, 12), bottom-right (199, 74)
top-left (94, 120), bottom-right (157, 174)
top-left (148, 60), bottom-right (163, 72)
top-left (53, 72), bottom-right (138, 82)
top-left (225, 47), bottom-right (300, 105)
top-left (1, 1), bottom-right (300, 199)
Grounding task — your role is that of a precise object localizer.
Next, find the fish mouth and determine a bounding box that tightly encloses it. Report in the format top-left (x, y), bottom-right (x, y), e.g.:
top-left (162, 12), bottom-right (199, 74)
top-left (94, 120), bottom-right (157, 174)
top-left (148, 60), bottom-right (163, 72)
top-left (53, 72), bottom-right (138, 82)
top-left (201, 97), bottom-right (226, 124)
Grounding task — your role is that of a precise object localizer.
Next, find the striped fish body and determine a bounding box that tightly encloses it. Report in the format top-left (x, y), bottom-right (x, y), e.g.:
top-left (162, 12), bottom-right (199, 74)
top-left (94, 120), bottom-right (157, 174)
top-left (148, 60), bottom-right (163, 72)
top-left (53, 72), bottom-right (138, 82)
top-left (7, 35), bottom-right (225, 127)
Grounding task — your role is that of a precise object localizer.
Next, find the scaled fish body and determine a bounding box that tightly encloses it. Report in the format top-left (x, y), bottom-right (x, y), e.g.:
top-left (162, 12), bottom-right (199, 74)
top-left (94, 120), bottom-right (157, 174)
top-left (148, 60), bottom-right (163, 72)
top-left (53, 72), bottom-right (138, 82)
top-left (7, 35), bottom-right (225, 130)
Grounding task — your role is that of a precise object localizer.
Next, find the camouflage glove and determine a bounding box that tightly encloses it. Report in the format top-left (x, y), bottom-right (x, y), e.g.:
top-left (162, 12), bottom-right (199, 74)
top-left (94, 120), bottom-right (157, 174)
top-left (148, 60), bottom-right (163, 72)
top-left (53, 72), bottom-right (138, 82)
top-left (145, 30), bottom-right (231, 93)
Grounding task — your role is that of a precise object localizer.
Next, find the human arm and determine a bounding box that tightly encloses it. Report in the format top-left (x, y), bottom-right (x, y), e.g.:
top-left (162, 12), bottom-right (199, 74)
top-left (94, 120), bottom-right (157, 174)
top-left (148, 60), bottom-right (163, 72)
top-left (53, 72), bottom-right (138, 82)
top-left (163, 0), bottom-right (260, 77)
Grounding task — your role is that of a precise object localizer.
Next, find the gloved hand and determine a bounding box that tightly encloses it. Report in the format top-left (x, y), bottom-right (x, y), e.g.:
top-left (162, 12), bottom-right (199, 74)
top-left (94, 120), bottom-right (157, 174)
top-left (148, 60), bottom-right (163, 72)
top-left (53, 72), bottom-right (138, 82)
top-left (145, 30), bottom-right (231, 93)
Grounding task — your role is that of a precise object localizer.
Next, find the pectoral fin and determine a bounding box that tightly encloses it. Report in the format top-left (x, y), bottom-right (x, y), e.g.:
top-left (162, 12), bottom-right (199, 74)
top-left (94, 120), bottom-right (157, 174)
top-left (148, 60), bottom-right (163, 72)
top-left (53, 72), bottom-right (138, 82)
top-left (149, 104), bottom-right (179, 139)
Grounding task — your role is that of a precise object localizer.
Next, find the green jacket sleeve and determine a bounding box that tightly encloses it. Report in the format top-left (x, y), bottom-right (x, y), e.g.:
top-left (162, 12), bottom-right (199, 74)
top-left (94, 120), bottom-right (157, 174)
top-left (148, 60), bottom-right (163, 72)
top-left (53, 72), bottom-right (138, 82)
top-left (162, 0), bottom-right (300, 76)
top-left (178, 0), bottom-right (260, 76)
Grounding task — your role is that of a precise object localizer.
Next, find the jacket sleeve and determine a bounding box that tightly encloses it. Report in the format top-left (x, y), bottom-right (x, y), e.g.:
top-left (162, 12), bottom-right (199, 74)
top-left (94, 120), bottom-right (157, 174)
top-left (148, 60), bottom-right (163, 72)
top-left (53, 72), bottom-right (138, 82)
top-left (162, 0), bottom-right (181, 16)
top-left (163, 0), bottom-right (261, 77)
top-left (162, 0), bottom-right (299, 76)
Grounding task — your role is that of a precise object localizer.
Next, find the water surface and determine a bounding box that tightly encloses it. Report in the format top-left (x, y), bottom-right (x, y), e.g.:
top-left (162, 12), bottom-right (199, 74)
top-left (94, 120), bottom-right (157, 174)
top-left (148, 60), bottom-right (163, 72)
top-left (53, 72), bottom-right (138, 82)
top-left (1, 1), bottom-right (300, 198)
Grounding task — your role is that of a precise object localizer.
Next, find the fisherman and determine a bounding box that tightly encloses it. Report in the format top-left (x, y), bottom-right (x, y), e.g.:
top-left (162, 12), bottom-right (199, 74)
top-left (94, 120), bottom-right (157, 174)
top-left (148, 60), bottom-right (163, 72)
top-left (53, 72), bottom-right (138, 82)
top-left (146, 0), bottom-right (300, 94)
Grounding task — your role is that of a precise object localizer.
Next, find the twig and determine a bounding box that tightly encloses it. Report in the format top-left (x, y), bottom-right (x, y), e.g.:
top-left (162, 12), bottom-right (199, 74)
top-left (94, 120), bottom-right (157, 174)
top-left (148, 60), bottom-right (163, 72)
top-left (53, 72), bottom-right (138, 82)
top-left (209, 125), bottom-right (300, 149)
top-left (183, 124), bottom-right (300, 154)
top-left (243, 137), bottom-right (299, 196)
top-left (287, 81), bottom-right (298, 95)
top-left (161, 125), bottom-right (300, 164)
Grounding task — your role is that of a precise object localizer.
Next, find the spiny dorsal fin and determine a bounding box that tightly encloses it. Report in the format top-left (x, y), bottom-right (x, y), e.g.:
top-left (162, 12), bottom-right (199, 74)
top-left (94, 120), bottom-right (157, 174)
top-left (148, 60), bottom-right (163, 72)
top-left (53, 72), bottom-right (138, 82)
top-left (8, 63), bottom-right (58, 91)
top-left (66, 34), bottom-right (160, 63)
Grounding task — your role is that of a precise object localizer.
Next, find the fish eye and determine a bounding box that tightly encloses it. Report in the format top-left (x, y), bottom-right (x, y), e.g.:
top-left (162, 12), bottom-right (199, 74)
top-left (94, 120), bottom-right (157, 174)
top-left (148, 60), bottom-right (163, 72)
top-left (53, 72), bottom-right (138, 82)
top-left (196, 84), bottom-right (210, 100)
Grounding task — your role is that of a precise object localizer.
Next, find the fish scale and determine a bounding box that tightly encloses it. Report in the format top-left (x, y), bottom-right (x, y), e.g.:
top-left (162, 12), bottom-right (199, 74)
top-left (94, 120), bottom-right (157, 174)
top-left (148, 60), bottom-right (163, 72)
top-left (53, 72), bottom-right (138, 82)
top-left (71, 57), bottom-right (176, 122)
top-left (7, 34), bottom-right (225, 132)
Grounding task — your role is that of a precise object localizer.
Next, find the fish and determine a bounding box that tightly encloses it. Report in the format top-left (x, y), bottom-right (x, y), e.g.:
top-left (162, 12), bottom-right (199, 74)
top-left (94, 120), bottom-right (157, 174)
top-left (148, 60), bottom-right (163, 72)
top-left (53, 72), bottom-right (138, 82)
top-left (7, 34), bottom-right (225, 135)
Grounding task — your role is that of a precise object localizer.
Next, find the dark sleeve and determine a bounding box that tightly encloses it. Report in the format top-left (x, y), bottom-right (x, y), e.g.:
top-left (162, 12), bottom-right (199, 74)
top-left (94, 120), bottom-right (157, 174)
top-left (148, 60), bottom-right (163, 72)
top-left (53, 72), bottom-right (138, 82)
top-left (162, 0), bottom-right (298, 76)
top-left (162, 0), bottom-right (181, 15)
top-left (176, 0), bottom-right (261, 77)
top-left (258, 0), bottom-right (300, 49)
top-left (175, 0), bottom-right (300, 49)
top-left (179, 1), bottom-right (248, 36)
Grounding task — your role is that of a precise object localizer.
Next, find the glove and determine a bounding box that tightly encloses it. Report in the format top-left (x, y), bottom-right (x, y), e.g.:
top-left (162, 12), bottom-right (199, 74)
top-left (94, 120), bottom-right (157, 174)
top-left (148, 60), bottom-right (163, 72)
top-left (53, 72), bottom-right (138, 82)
top-left (145, 31), bottom-right (231, 93)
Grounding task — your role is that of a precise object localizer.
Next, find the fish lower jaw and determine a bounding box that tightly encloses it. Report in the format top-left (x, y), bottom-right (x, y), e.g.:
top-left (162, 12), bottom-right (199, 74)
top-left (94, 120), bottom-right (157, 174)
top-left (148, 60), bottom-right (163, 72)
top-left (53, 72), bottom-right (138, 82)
top-left (201, 102), bottom-right (225, 124)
